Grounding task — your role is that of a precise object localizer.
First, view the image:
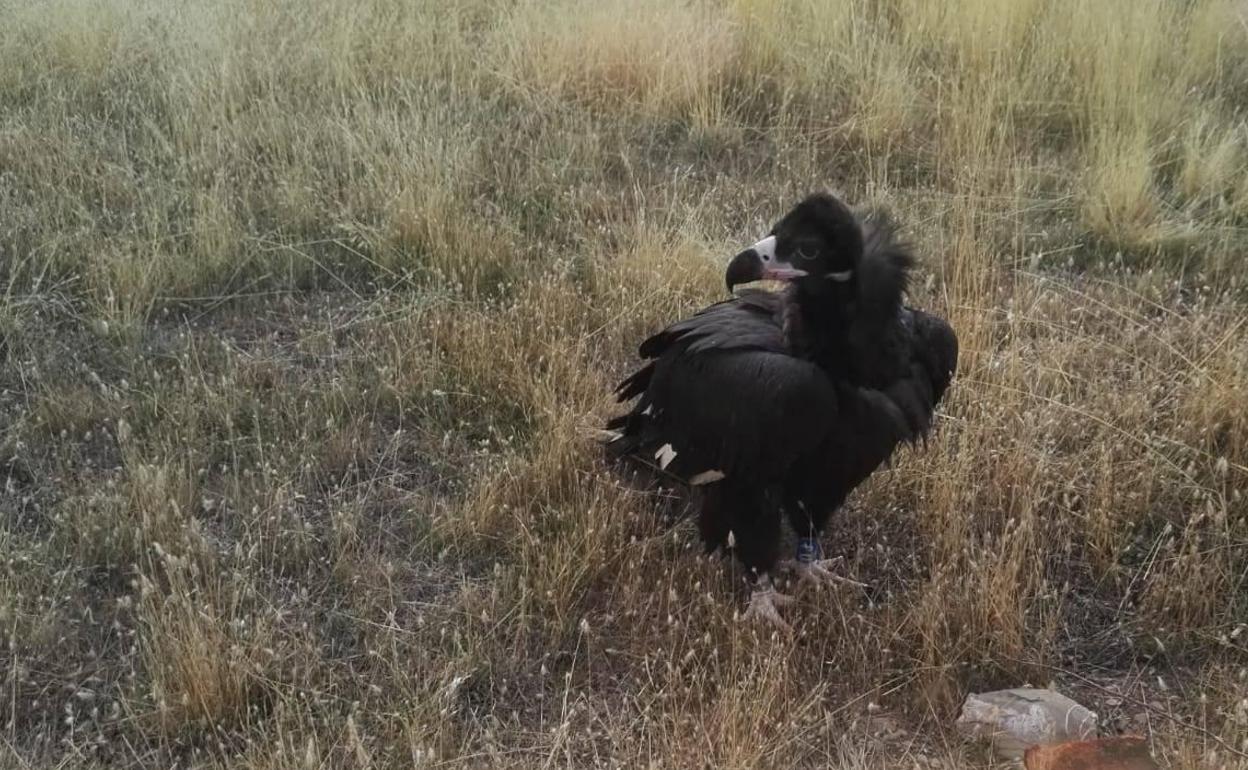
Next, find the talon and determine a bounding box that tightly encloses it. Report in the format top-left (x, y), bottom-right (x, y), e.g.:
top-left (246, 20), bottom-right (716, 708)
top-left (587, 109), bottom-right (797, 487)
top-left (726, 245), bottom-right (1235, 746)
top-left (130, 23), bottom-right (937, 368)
top-left (738, 574), bottom-right (794, 631)
top-left (779, 557), bottom-right (866, 589)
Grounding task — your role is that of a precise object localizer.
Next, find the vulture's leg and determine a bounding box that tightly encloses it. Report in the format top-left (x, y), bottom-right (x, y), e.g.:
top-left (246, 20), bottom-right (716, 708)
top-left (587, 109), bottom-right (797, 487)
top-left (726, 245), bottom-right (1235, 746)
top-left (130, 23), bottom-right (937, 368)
top-left (696, 483), bottom-right (731, 554)
top-left (728, 485), bottom-right (792, 629)
top-left (787, 499), bottom-right (824, 560)
top-left (780, 499), bottom-right (864, 589)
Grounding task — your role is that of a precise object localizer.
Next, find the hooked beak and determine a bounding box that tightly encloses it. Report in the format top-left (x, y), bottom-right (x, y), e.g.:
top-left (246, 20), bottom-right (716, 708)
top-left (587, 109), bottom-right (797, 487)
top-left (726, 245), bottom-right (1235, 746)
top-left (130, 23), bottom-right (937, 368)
top-left (724, 235), bottom-right (807, 292)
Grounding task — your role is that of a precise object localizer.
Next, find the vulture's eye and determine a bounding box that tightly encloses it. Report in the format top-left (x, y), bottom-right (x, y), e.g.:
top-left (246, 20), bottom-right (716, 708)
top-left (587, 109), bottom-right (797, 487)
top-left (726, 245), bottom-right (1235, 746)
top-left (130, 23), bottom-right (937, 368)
top-left (796, 246), bottom-right (819, 262)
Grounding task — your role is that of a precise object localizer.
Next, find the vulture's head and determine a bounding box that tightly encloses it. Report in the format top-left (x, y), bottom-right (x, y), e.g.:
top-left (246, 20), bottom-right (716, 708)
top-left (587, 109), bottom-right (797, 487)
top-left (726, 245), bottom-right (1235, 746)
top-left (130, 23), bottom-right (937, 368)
top-left (725, 192), bottom-right (864, 292)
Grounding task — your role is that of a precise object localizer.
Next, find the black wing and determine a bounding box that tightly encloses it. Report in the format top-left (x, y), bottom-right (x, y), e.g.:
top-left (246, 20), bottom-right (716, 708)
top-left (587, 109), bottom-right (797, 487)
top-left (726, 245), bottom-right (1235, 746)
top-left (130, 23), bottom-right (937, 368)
top-left (607, 290), bottom-right (840, 482)
top-left (613, 289), bottom-right (786, 402)
top-left (911, 307), bottom-right (958, 411)
top-left (782, 307), bottom-right (957, 511)
top-left (841, 308), bottom-right (957, 455)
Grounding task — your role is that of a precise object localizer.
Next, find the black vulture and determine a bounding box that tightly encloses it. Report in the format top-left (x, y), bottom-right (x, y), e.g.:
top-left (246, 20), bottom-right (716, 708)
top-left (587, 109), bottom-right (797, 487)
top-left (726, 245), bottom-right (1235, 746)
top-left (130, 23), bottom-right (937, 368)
top-left (604, 192), bottom-right (958, 628)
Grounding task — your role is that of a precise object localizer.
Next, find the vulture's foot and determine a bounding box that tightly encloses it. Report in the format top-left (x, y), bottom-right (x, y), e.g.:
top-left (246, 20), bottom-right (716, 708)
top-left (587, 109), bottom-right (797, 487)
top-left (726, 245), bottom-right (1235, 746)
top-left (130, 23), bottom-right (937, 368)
top-left (779, 557), bottom-right (867, 589)
top-left (738, 575), bottom-right (794, 631)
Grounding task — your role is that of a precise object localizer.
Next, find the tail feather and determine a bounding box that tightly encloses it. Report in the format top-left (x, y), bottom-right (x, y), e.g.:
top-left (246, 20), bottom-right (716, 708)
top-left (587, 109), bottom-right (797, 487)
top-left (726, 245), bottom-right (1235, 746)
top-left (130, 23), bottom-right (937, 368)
top-left (586, 427), bottom-right (624, 443)
top-left (602, 410), bottom-right (644, 457)
top-left (614, 362), bottom-right (655, 402)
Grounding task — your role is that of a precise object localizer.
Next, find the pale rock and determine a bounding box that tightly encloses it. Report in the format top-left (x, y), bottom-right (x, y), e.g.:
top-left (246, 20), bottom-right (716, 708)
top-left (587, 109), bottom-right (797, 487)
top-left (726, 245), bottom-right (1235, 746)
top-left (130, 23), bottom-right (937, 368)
top-left (956, 688), bottom-right (1098, 760)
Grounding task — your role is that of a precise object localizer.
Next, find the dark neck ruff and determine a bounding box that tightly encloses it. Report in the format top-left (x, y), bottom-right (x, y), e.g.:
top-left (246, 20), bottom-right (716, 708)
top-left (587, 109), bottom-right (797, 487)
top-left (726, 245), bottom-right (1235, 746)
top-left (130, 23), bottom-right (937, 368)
top-left (783, 281), bottom-right (854, 374)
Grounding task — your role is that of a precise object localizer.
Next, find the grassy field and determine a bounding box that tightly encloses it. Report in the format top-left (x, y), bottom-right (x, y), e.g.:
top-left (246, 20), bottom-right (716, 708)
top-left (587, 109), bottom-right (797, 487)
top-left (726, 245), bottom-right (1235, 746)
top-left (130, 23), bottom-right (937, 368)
top-left (2, 0), bottom-right (1248, 766)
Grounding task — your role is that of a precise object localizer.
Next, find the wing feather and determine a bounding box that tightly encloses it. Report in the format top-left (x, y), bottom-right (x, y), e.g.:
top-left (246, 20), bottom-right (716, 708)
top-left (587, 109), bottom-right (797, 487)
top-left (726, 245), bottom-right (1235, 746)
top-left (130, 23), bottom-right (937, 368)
top-left (629, 349), bottom-right (839, 481)
top-left (608, 289), bottom-right (841, 482)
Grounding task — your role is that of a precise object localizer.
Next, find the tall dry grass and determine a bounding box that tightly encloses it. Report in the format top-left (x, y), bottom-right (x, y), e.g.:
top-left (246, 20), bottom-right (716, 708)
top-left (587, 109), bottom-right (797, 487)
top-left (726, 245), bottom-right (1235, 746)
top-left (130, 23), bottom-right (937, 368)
top-left (2, 0), bottom-right (1248, 767)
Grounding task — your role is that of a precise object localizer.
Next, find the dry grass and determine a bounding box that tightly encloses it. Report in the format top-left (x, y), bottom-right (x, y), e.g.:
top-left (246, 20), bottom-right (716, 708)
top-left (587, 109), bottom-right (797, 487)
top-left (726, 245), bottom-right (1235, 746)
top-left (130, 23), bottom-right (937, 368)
top-left (2, 0), bottom-right (1248, 767)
